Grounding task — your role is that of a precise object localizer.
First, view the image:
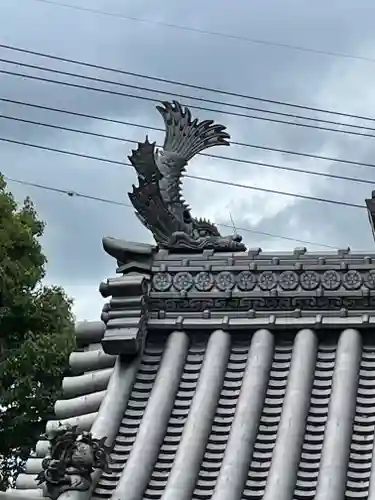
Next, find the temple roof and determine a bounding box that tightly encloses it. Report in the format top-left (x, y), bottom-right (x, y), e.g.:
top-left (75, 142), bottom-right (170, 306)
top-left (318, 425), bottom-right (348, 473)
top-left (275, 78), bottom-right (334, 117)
top-left (6, 318), bottom-right (375, 500)
top-left (5, 243), bottom-right (375, 500)
top-left (5, 100), bottom-right (375, 500)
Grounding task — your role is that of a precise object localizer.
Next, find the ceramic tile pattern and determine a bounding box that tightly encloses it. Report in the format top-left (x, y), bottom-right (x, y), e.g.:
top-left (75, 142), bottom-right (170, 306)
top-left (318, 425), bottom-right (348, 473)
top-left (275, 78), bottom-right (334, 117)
top-left (9, 322), bottom-right (375, 500)
top-left (7, 247), bottom-right (375, 500)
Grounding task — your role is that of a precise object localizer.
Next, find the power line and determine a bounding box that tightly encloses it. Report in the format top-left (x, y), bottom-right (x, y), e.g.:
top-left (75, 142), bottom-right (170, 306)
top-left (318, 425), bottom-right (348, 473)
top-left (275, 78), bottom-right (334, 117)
top-left (0, 135), bottom-right (367, 210)
top-left (3, 112), bottom-right (375, 187)
top-left (2, 44), bottom-right (375, 124)
top-left (3, 67), bottom-right (375, 141)
top-left (24, 0), bottom-right (375, 66)
top-left (4, 97), bottom-right (375, 172)
top-left (2, 58), bottom-right (374, 135)
top-left (3, 174), bottom-right (339, 249)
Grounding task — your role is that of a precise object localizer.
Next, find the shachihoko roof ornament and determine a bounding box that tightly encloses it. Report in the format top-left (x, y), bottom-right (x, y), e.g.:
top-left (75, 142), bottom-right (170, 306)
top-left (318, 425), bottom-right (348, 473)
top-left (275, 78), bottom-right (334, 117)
top-left (128, 100), bottom-right (246, 252)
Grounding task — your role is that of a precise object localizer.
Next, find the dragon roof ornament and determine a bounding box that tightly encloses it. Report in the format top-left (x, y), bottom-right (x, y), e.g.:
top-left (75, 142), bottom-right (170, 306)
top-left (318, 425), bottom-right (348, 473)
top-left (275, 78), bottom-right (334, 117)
top-left (128, 101), bottom-right (246, 252)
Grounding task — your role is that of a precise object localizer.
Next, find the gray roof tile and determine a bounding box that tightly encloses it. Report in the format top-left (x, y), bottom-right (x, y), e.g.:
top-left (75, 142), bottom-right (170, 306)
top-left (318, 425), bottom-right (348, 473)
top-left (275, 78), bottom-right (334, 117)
top-left (7, 244), bottom-right (375, 500)
top-left (5, 321), bottom-right (123, 499)
top-left (59, 327), bottom-right (375, 500)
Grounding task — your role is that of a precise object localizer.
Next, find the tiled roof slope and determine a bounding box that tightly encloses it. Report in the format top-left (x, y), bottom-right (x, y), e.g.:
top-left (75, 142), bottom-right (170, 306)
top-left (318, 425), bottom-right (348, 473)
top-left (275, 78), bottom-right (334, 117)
top-left (9, 322), bottom-right (375, 500)
top-left (6, 244), bottom-right (375, 500)
top-left (87, 326), bottom-right (373, 500)
top-left (8, 320), bottom-right (117, 498)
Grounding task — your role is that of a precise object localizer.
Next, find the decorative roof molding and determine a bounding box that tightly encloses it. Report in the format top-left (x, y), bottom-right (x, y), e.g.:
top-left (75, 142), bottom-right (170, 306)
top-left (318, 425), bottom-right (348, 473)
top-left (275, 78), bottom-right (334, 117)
top-left (127, 101), bottom-right (245, 253)
top-left (151, 247), bottom-right (374, 265)
top-left (150, 268), bottom-right (375, 295)
top-left (102, 237), bottom-right (155, 274)
top-left (148, 313), bottom-right (375, 330)
top-left (100, 275), bottom-right (150, 356)
top-left (35, 426), bottom-right (111, 500)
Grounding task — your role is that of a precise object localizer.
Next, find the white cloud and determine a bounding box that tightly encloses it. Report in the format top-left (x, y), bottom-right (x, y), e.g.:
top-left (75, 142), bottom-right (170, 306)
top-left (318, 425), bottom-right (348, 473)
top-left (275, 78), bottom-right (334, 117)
top-left (3, 0), bottom-right (375, 318)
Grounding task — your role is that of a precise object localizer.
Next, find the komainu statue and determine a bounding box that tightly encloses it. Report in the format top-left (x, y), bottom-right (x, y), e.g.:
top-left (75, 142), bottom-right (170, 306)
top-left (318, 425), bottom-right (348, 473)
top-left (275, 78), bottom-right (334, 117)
top-left (128, 101), bottom-right (246, 252)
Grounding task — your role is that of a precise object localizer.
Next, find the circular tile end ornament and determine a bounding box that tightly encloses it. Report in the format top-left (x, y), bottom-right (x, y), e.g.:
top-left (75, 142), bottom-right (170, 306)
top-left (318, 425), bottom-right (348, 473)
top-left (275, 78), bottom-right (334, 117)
top-left (195, 271), bottom-right (214, 291)
top-left (300, 271), bottom-right (320, 291)
top-left (259, 271), bottom-right (277, 291)
top-left (322, 270), bottom-right (341, 290)
top-left (216, 271), bottom-right (235, 291)
top-left (279, 270), bottom-right (299, 291)
top-left (343, 270), bottom-right (362, 290)
top-left (237, 271), bottom-right (257, 291)
top-left (173, 271), bottom-right (194, 291)
top-left (153, 272), bottom-right (172, 291)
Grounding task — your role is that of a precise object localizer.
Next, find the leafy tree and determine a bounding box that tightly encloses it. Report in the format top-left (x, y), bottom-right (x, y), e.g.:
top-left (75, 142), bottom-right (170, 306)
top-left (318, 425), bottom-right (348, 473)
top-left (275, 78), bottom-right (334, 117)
top-left (0, 175), bottom-right (75, 490)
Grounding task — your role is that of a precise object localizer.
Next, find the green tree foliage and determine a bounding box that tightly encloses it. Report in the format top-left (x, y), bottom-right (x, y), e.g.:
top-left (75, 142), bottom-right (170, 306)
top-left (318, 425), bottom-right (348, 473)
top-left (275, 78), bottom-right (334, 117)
top-left (0, 175), bottom-right (75, 490)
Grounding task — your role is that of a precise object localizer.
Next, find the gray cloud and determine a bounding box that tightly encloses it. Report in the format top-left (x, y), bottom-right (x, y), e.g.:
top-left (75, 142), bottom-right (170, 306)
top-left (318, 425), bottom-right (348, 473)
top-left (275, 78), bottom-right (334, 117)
top-left (2, 0), bottom-right (375, 318)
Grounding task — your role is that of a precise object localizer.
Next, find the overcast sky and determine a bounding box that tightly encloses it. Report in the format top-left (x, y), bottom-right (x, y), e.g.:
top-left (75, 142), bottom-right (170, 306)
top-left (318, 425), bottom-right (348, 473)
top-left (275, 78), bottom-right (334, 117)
top-left (2, 0), bottom-right (375, 320)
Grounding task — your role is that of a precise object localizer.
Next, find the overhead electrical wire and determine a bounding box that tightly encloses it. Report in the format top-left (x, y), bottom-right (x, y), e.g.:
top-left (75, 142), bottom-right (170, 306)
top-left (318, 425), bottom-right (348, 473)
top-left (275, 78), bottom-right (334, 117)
top-left (0, 48), bottom-right (371, 250)
top-left (4, 97), bottom-right (375, 172)
top-left (3, 68), bottom-right (375, 142)
top-left (2, 43), bottom-right (375, 123)
top-left (23, 0), bottom-right (375, 65)
top-left (2, 175), bottom-right (340, 250)
top-left (0, 136), bottom-right (367, 210)
top-left (3, 113), bottom-right (375, 187)
top-left (0, 44), bottom-right (368, 251)
top-left (1, 58), bottom-right (375, 139)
